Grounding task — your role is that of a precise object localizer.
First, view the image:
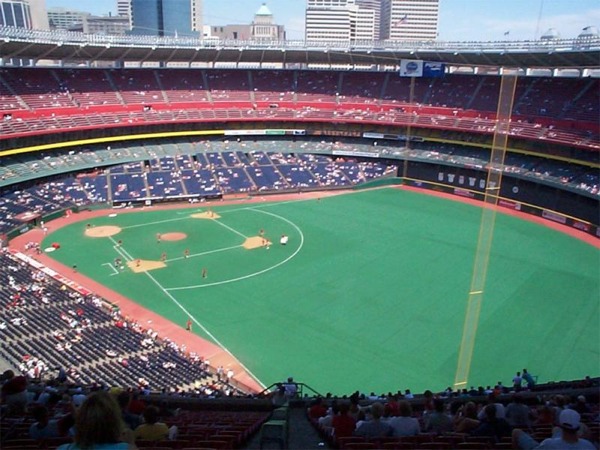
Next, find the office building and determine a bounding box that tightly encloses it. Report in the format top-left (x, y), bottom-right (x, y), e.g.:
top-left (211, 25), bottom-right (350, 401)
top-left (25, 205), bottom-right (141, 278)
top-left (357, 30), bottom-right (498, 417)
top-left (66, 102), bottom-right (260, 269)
top-left (68, 15), bottom-right (130, 35)
top-left (131, 0), bottom-right (202, 37)
top-left (305, 0), bottom-right (439, 42)
top-left (381, 0), bottom-right (439, 41)
top-left (47, 7), bottom-right (89, 29)
top-left (117, 0), bottom-right (130, 17)
top-left (28, 0), bottom-right (50, 29)
top-left (0, 0), bottom-right (32, 28)
top-left (251, 3), bottom-right (284, 42)
top-left (208, 3), bottom-right (284, 42)
top-left (356, 0), bottom-right (383, 40)
top-left (305, 0), bottom-right (376, 42)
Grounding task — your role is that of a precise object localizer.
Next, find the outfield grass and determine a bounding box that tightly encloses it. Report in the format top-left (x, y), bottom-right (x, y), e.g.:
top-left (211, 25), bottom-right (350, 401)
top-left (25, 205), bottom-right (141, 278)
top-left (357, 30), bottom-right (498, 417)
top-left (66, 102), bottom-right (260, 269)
top-left (43, 188), bottom-right (600, 395)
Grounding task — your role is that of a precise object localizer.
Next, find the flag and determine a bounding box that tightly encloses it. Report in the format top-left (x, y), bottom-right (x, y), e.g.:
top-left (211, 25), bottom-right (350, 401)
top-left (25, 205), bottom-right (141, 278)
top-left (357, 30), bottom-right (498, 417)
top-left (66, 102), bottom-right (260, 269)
top-left (504, 31), bottom-right (510, 36)
top-left (394, 15), bottom-right (408, 27)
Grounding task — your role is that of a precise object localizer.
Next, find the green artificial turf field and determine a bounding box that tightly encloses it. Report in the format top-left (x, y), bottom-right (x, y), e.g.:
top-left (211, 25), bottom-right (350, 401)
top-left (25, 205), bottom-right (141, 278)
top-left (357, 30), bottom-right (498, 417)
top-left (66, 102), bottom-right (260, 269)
top-left (42, 188), bottom-right (600, 395)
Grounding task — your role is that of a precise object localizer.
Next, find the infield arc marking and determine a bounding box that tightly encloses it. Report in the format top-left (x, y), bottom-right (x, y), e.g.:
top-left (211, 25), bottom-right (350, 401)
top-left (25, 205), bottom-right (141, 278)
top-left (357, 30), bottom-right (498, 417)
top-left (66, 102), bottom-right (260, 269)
top-left (93, 207), bottom-right (303, 290)
top-left (164, 207), bottom-right (304, 291)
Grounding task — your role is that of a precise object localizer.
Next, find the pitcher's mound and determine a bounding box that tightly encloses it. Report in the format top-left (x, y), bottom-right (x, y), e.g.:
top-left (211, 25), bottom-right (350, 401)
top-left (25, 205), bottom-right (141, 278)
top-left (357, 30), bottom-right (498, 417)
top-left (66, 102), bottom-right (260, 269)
top-left (127, 259), bottom-right (166, 272)
top-left (161, 232), bottom-right (187, 241)
top-left (191, 211), bottom-right (221, 220)
top-left (85, 226), bottom-right (121, 238)
top-left (243, 236), bottom-right (271, 250)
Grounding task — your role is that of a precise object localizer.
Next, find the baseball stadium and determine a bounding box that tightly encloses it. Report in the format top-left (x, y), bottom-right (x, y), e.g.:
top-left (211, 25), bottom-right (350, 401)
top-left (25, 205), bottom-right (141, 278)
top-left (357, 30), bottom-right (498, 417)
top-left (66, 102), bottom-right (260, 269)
top-left (0, 21), bottom-right (599, 450)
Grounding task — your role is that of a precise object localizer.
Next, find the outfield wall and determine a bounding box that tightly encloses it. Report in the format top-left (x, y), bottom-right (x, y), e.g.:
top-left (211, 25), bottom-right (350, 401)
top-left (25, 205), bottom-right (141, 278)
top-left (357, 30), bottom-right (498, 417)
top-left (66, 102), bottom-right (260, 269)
top-left (404, 161), bottom-right (599, 238)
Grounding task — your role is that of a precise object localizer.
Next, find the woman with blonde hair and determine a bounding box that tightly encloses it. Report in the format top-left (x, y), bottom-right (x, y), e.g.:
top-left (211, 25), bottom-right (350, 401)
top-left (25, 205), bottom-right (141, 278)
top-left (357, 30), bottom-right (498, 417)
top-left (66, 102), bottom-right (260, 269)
top-left (58, 390), bottom-right (136, 450)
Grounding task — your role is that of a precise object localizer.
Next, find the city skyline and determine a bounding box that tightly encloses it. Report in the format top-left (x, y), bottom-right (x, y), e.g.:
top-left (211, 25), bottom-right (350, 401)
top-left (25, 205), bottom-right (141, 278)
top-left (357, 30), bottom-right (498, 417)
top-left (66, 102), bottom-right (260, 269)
top-left (42, 0), bottom-right (600, 41)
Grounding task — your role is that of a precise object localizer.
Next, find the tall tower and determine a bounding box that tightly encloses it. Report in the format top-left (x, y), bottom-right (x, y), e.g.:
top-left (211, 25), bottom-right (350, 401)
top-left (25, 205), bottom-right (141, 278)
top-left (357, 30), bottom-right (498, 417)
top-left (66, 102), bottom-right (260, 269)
top-left (117, 0), bottom-right (131, 17)
top-left (131, 0), bottom-right (202, 37)
top-left (0, 0), bottom-right (33, 28)
top-left (356, 0), bottom-right (383, 40)
top-left (190, 0), bottom-right (201, 35)
top-left (381, 0), bottom-right (439, 41)
top-left (305, 0), bottom-right (376, 43)
top-left (27, 0), bottom-right (50, 29)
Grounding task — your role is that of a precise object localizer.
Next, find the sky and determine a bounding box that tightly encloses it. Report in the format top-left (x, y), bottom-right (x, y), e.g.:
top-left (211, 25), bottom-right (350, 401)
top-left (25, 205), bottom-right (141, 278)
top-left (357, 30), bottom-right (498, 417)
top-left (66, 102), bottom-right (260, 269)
top-left (44, 0), bottom-right (600, 42)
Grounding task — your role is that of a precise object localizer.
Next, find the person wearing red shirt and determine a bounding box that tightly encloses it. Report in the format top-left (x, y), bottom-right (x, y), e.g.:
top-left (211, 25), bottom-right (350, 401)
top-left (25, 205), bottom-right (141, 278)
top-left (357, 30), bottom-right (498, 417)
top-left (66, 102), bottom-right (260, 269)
top-left (332, 403), bottom-right (357, 440)
top-left (308, 397), bottom-right (328, 421)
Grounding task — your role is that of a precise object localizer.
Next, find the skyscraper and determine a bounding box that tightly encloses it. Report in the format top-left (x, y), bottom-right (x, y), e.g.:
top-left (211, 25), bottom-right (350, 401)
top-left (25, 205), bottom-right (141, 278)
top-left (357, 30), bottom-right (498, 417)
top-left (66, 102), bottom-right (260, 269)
top-left (28, 0), bottom-right (50, 29)
top-left (117, 0), bottom-right (131, 17)
top-left (305, 0), bottom-right (376, 42)
top-left (381, 0), bottom-right (439, 41)
top-left (0, 0), bottom-right (32, 28)
top-left (356, 0), bottom-right (383, 40)
top-left (130, 0), bottom-right (202, 37)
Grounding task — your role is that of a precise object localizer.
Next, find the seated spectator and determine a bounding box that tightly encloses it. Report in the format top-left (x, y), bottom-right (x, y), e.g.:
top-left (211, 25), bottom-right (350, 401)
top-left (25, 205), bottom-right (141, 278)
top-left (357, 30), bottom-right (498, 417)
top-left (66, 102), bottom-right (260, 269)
top-left (308, 397), bottom-right (328, 421)
top-left (471, 404), bottom-right (512, 443)
top-left (549, 395), bottom-right (567, 422)
top-left (354, 402), bottom-right (393, 439)
top-left (127, 391), bottom-right (146, 416)
top-left (386, 394), bottom-right (400, 416)
top-left (512, 409), bottom-right (596, 449)
top-left (424, 398), bottom-right (453, 435)
top-left (37, 384), bottom-right (59, 406)
top-left (56, 393), bottom-right (76, 417)
top-left (477, 393), bottom-right (506, 421)
top-left (0, 369), bottom-right (28, 415)
top-left (506, 393), bottom-right (533, 428)
top-left (453, 401), bottom-right (480, 433)
top-left (29, 404), bottom-right (61, 440)
top-left (571, 395), bottom-right (591, 415)
top-left (331, 403), bottom-right (356, 439)
top-left (133, 405), bottom-right (172, 442)
top-left (317, 401), bottom-right (338, 435)
top-left (533, 404), bottom-right (556, 427)
top-left (348, 395), bottom-right (361, 421)
top-left (71, 387), bottom-right (87, 408)
top-left (388, 400), bottom-right (420, 437)
top-left (57, 390), bottom-right (135, 450)
top-left (117, 391), bottom-right (141, 430)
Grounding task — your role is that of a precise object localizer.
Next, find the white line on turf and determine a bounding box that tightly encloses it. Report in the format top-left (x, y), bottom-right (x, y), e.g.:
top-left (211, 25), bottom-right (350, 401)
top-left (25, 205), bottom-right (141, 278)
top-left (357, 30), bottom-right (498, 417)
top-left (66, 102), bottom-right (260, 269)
top-left (120, 216), bottom-right (189, 230)
top-left (102, 262), bottom-right (119, 276)
top-left (165, 208), bottom-right (304, 291)
top-left (110, 238), bottom-right (135, 262)
top-left (166, 244), bottom-right (242, 263)
top-left (142, 269), bottom-right (266, 389)
top-left (211, 218), bottom-right (248, 239)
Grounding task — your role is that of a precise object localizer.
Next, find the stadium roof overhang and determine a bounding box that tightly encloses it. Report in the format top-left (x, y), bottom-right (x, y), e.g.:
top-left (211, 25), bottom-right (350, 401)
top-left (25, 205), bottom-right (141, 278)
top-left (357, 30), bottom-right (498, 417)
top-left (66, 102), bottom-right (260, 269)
top-left (1, 27), bottom-right (599, 69)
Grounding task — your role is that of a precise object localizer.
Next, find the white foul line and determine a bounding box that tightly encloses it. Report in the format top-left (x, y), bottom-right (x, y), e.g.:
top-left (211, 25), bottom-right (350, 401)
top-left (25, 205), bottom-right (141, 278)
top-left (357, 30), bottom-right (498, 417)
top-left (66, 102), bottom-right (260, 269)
top-left (106, 235), bottom-right (266, 388)
top-left (142, 269), bottom-right (266, 389)
top-left (120, 216), bottom-right (189, 230)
